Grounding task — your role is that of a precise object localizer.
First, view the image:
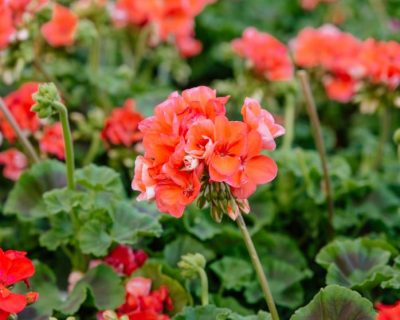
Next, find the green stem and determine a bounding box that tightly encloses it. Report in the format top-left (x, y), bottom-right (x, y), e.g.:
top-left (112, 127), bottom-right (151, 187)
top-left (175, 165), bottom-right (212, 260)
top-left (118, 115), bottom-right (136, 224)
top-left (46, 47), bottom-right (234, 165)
top-left (83, 132), bottom-right (101, 166)
top-left (282, 94), bottom-right (296, 151)
top-left (198, 268), bottom-right (209, 306)
top-left (236, 214), bottom-right (280, 320)
top-left (298, 70), bottom-right (335, 239)
top-left (54, 101), bottom-right (75, 190)
top-left (373, 106), bottom-right (390, 170)
top-left (133, 25), bottom-right (151, 77)
top-left (90, 36), bottom-right (100, 75)
top-left (0, 97), bottom-right (40, 163)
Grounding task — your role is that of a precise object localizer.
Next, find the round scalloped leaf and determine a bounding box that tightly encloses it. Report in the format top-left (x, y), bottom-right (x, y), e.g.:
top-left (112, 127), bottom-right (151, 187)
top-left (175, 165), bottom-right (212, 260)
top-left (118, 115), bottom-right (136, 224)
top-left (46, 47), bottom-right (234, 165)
top-left (290, 285), bottom-right (376, 320)
top-left (4, 160), bottom-right (66, 220)
top-left (173, 305), bottom-right (271, 320)
top-left (316, 238), bottom-right (392, 289)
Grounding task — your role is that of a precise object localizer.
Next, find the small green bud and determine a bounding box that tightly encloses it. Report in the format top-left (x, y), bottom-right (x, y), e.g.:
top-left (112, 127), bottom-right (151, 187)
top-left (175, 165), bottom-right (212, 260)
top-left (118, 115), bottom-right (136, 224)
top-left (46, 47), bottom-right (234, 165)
top-left (210, 204), bottom-right (223, 223)
top-left (31, 83), bottom-right (62, 118)
top-left (178, 253), bottom-right (206, 279)
top-left (394, 129), bottom-right (400, 145)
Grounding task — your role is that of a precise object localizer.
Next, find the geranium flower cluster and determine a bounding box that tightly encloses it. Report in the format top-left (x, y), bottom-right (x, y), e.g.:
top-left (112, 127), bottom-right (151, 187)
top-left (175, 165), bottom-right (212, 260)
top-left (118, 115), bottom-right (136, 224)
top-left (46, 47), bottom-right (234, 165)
top-left (112, 0), bottom-right (215, 57)
top-left (291, 24), bottom-right (400, 103)
top-left (376, 301), bottom-right (400, 320)
top-left (0, 0), bottom-right (46, 49)
top-left (232, 27), bottom-right (294, 82)
top-left (0, 249), bottom-right (38, 320)
top-left (132, 86), bottom-right (284, 220)
top-left (101, 99), bottom-right (144, 147)
top-left (41, 4), bottom-right (78, 47)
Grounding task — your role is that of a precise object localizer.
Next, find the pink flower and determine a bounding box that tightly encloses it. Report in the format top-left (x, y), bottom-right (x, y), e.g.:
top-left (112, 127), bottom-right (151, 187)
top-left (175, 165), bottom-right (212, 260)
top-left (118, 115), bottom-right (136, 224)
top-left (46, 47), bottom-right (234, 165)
top-left (241, 98), bottom-right (285, 150)
top-left (0, 149), bottom-right (28, 181)
top-left (39, 123), bottom-right (65, 159)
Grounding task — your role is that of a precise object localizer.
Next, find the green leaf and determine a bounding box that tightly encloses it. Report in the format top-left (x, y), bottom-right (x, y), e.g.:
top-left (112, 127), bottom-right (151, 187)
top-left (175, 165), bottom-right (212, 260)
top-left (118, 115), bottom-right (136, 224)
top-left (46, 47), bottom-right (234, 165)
top-left (39, 213), bottom-right (73, 250)
top-left (59, 264), bottom-right (125, 315)
top-left (183, 205), bottom-right (222, 241)
top-left (164, 236), bottom-right (216, 266)
top-left (74, 164), bottom-right (125, 195)
top-left (316, 238), bottom-right (392, 290)
top-left (173, 305), bottom-right (271, 320)
top-left (210, 257), bottom-right (253, 291)
top-left (245, 259), bottom-right (308, 309)
top-left (78, 220), bottom-right (112, 256)
top-left (290, 285), bottom-right (376, 320)
top-left (43, 188), bottom-right (84, 215)
top-left (4, 160), bottom-right (66, 220)
top-left (111, 201), bottom-right (162, 244)
top-left (136, 262), bottom-right (190, 314)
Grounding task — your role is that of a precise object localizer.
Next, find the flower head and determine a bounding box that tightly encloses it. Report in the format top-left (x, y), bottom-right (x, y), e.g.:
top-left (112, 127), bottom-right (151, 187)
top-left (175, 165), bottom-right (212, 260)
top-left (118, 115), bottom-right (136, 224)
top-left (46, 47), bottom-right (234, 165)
top-left (0, 149), bottom-right (28, 181)
top-left (232, 27), bottom-right (294, 81)
top-left (101, 99), bottom-right (144, 147)
top-left (132, 86), bottom-right (283, 220)
top-left (41, 4), bottom-right (78, 47)
top-left (0, 249), bottom-right (38, 319)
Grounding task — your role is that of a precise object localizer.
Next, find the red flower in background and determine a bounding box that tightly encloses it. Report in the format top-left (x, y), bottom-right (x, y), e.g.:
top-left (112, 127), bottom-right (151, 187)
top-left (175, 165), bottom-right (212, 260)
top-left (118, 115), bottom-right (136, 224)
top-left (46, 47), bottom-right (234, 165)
top-left (112, 0), bottom-right (215, 57)
top-left (323, 73), bottom-right (358, 103)
top-left (0, 149), bottom-right (28, 181)
top-left (0, 1), bottom-right (15, 49)
top-left (376, 301), bottom-right (400, 320)
top-left (132, 86), bottom-right (282, 218)
top-left (99, 277), bottom-right (173, 320)
top-left (0, 83), bottom-right (40, 143)
top-left (41, 4), bottom-right (78, 47)
top-left (101, 99), bottom-right (144, 147)
top-left (232, 27), bottom-right (294, 81)
top-left (103, 245), bottom-right (148, 276)
top-left (39, 123), bottom-right (65, 159)
top-left (0, 249), bottom-right (38, 319)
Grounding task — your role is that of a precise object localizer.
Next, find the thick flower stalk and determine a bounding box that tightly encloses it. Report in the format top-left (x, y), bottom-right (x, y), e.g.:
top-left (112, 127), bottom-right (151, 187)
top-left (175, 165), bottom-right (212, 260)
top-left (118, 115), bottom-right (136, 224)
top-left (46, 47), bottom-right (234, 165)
top-left (32, 83), bottom-right (75, 189)
top-left (132, 86), bottom-right (284, 319)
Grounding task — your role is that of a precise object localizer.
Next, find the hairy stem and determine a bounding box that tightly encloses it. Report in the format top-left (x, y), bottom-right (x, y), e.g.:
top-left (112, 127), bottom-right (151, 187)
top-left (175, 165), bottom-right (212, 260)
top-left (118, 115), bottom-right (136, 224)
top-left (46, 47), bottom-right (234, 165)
top-left (236, 214), bottom-right (280, 320)
top-left (298, 70), bottom-right (335, 239)
top-left (0, 97), bottom-right (40, 163)
top-left (83, 132), bottom-right (101, 166)
top-left (54, 101), bottom-right (75, 190)
top-left (198, 267), bottom-right (209, 306)
top-left (283, 93), bottom-right (296, 151)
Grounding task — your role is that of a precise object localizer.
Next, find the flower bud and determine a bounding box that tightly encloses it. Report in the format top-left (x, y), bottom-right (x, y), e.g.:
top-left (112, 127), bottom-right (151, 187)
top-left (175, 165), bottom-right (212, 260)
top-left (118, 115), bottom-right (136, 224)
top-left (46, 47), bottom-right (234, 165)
top-left (178, 253), bottom-right (206, 280)
top-left (32, 83), bottom-right (62, 118)
top-left (211, 204), bottom-right (223, 223)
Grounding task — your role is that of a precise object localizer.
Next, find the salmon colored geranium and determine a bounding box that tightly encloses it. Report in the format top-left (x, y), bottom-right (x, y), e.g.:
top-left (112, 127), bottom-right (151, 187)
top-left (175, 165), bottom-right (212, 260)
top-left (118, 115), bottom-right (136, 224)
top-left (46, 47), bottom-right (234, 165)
top-left (0, 249), bottom-right (38, 320)
top-left (132, 86), bottom-right (283, 219)
top-left (0, 82), bottom-right (40, 143)
top-left (232, 27), bottom-right (294, 81)
top-left (41, 4), bottom-right (78, 47)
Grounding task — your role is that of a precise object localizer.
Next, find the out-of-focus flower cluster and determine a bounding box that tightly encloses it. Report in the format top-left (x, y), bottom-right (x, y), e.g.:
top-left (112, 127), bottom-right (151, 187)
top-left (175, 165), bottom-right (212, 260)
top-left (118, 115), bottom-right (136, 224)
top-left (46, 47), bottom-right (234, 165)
top-left (0, 249), bottom-right (38, 320)
top-left (112, 0), bottom-right (215, 57)
top-left (0, 0), bottom-right (215, 57)
top-left (132, 86), bottom-right (284, 220)
top-left (291, 25), bottom-right (400, 105)
top-left (232, 27), bottom-right (294, 82)
top-left (300, 0), bottom-right (337, 11)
